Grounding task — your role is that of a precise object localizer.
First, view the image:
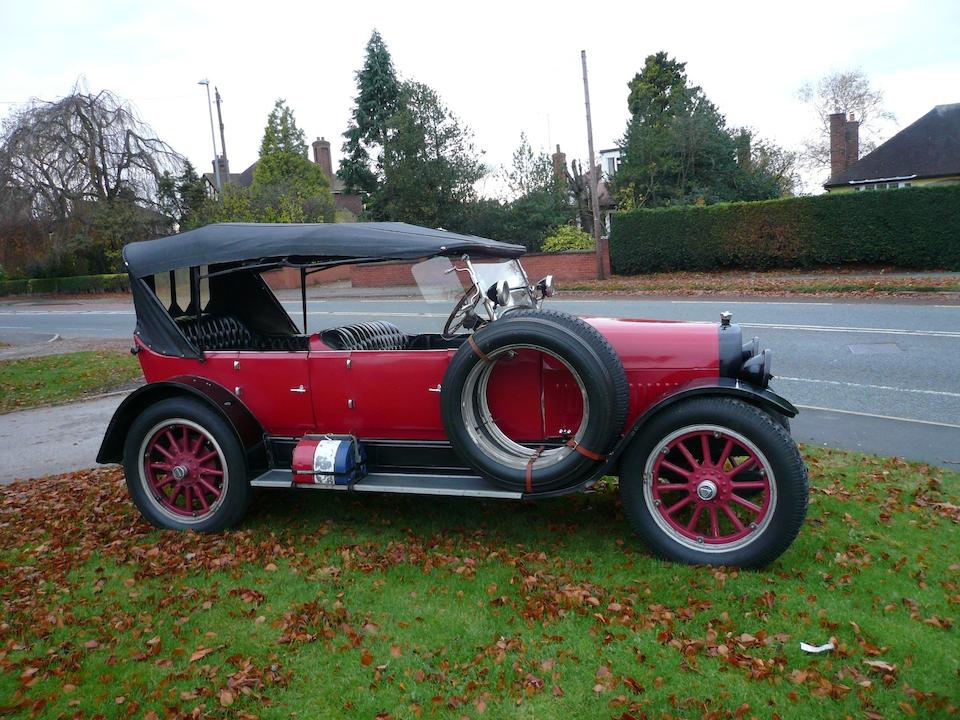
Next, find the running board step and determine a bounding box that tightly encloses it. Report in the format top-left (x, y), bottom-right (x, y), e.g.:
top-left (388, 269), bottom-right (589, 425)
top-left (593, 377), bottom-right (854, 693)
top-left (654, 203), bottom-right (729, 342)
top-left (250, 470), bottom-right (522, 499)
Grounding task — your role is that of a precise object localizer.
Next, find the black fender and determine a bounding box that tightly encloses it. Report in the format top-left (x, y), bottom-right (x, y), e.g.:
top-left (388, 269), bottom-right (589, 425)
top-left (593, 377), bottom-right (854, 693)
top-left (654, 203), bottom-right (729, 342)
top-left (96, 376), bottom-right (267, 470)
top-left (521, 377), bottom-right (797, 499)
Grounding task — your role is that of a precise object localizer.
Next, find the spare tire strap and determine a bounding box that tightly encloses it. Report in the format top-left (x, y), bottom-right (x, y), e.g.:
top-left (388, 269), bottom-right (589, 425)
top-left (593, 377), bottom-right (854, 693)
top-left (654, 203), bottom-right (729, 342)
top-left (467, 335), bottom-right (493, 364)
top-left (565, 439), bottom-right (607, 462)
top-left (525, 446), bottom-right (545, 493)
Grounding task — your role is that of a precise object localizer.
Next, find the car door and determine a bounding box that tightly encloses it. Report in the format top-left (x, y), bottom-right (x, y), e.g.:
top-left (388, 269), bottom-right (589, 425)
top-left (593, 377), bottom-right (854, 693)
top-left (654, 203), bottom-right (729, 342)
top-left (308, 346), bottom-right (454, 441)
top-left (234, 350), bottom-right (314, 437)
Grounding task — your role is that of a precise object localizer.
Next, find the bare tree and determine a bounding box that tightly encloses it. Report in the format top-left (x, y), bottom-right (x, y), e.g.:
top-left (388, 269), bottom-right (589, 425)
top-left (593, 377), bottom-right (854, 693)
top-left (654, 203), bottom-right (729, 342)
top-left (0, 86), bottom-right (184, 228)
top-left (797, 69), bottom-right (896, 171)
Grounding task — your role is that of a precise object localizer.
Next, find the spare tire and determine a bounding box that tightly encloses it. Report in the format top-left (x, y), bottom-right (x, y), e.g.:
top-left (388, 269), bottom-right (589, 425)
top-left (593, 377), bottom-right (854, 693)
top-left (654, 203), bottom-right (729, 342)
top-left (441, 310), bottom-right (629, 492)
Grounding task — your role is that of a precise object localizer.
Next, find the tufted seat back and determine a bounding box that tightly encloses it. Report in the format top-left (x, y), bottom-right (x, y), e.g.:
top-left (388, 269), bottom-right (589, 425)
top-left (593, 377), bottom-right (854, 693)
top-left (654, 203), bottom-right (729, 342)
top-left (178, 314), bottom-right (254, 351)
top-left (321, 321), bottom-right (410, 351)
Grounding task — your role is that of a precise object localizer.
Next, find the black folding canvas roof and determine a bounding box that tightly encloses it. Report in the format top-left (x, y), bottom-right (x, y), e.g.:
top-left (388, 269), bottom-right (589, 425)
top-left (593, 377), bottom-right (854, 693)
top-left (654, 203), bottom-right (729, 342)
top-left (123, 222), bottom-right (526, 278)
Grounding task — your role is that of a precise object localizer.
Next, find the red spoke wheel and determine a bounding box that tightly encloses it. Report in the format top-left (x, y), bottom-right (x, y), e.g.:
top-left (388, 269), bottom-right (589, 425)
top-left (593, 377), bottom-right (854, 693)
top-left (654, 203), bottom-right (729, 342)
top-left (140, 419), bottom-right (228, 523)
top-left (620, 398), bottom-right (807, 568)
top-left (645, 426), bottom-right (775, 551)
top-left (123, 397), bottom-right (250, 531)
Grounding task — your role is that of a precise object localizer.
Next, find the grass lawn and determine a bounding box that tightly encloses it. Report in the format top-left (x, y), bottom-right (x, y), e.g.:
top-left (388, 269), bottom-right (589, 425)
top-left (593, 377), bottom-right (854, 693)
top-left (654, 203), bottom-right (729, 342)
top-left (0, 448), bottom-right (956, 719)
top-left (564, 272), bottom-right (960, 297)
top-left (0, 351), bottom-right (142, 413)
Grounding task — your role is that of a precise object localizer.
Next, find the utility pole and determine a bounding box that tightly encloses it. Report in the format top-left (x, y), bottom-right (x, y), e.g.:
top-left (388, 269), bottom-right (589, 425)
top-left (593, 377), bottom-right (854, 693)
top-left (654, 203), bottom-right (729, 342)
top-left (581, 50), bottom-right (605, 280)
top-left (215, 86), bottom-right (227, 170)
top-left (198, 79), bottom-right (221, 197)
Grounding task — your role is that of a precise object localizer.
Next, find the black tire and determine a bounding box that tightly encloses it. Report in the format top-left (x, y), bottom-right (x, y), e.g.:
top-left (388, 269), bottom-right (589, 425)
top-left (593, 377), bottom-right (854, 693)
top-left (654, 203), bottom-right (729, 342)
top-left (501, 309), bottom-right (630, 427)
top-left (619, 397), bottom-right (807, 568)
top-left (441, 312), bottom-right (628, 492)
top-left (123, 397), bottom-right (250, 531)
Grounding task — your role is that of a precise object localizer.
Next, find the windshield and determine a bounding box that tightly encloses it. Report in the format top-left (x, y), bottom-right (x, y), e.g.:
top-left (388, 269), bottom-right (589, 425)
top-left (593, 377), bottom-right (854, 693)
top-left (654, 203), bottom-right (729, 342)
top-left (411, 256), bottom-right (529, 304)
top-left (411, 256), bottom-right (468, 304)
top-left (472, 260), bottom-right (528, 296)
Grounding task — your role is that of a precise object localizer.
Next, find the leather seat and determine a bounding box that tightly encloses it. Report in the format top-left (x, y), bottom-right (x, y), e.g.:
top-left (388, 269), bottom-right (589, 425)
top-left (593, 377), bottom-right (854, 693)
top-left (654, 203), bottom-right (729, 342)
top-left (178, 315), bottom-right (254, 351)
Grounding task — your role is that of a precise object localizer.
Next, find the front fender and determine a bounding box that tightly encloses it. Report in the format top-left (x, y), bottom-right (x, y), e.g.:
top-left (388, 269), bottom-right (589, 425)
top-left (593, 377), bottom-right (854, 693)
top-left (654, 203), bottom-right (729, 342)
top-left (522, 378), bottom-right (797, 499)
top-left (96, 376), bottom-right (265, 465)
top-left (642, 377), bottom-right (798, 421)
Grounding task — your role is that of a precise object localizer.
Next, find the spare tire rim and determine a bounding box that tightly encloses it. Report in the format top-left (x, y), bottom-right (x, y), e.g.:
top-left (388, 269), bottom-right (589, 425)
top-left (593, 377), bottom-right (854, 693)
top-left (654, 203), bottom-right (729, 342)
top-left (138, 418), bottom-right (229, 524)
top-left (643, 425), bottom-right (776, 552)
top-left (461, 343), bottom-right (589, 472)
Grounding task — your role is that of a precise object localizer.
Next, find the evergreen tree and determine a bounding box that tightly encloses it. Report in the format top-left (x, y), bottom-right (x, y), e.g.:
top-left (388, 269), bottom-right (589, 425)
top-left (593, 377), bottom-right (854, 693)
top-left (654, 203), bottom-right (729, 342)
top-left (338, 30), bottom-right (401, 196)
top-left (253, 99), bottom-right (327, 194)
top-left (158, 160), bottom-right (207, 226)
top-left (614, 52), bottom-right (793, 208)
top-left (369, 81), bottom-right (484, 229)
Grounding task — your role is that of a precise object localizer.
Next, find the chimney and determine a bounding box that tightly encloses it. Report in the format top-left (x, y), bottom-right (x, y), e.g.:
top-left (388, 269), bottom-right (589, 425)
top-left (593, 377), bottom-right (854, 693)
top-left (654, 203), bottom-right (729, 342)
top-left (552, 144), bottom-right (567, 184)
top-left (829, 111), bottom-right (860, 177)
top-left (843, 112), bottom-right (859, 170)
top-left (829, 112), bottom-right (846, 177)
top-left (312, 137), bottom-right (333, 182)
top-left (212, 155), bottom-right (229, 186)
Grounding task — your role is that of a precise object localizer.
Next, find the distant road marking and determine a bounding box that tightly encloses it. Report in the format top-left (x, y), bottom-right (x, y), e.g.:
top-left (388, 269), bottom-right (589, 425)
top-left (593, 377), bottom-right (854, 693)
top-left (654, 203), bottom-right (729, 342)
top-left (668, 300), bottom-right (835, 306)
top-left (796, 404), bottom-right (960, 430)
top-left (779, 376), bottom-right (960, 399)
top-left (741, 322), bottom-right (960, 338)
top-left (306, 310), bottom-right (447, 318)
top-left (0, 310), bottom-right (134, 315)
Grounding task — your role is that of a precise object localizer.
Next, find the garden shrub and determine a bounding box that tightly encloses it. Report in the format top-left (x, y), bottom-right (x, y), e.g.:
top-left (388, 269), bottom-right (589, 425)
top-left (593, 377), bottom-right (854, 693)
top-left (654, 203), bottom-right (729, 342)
top-left (541, 225), bottom-right (595, 253)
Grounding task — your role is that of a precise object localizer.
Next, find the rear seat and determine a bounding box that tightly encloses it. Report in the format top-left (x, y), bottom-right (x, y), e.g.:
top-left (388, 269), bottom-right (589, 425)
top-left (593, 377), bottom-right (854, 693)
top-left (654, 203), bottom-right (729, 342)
top-left (177, 315), bottom-right (308, 352)
top-left (178, 315), bottom-right (254, 351)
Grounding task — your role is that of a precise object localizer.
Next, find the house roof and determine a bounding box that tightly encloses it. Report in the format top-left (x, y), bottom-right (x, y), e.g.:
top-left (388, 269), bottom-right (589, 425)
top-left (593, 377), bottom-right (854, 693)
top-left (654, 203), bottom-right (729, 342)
top-left (825, 103), bottom-right (960, 187)
top-left (203, 161), bottom-right (257, 190)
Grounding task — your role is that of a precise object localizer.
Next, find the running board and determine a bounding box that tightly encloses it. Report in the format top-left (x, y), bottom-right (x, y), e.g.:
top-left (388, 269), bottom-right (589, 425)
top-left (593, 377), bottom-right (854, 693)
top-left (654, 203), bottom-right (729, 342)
top-left (250, 469), bottom-right (522, 499)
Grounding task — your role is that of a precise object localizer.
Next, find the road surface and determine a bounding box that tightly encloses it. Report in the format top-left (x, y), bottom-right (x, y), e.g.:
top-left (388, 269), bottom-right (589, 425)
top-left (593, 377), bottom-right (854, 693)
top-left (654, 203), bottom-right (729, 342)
top-left (1, 294), bottom-right (958, 475)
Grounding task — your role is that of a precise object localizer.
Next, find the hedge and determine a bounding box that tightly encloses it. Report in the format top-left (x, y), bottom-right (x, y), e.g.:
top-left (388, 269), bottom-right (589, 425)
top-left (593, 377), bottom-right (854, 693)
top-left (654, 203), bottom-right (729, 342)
top-left (609, 184), bottom-right (960, 273)
top-left (0, 273), bottom-right (129, 296)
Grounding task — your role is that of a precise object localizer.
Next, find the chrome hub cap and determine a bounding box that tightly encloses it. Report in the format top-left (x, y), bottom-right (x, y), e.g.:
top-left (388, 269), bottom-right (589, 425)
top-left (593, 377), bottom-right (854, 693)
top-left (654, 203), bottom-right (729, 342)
top-left (696, 479), bottom-right (718, 501)
top-left (172, 464), bottom-right (189, 481)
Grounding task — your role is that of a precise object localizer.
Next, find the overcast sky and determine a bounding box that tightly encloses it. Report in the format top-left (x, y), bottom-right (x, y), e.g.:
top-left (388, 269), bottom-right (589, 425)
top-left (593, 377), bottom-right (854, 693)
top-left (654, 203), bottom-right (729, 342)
top-left (2, 0), bottom-right (958, 194)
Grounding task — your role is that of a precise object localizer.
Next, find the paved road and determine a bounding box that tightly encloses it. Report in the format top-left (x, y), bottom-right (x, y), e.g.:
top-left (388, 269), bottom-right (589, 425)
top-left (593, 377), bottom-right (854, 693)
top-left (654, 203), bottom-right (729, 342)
top-left (1, 295), bottom-right (958, 473)
top-left (0, 394), bottom-right (126, 483)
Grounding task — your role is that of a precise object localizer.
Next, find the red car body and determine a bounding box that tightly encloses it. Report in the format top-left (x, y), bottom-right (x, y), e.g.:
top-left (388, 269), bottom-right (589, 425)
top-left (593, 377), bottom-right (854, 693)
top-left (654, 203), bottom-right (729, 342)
top-left (133, 319), bottom-right (719, 442)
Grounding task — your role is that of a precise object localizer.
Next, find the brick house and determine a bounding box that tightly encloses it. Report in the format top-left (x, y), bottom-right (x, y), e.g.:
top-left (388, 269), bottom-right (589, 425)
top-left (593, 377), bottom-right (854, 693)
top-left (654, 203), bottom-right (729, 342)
top-left (824, 103), bottom-right (960, 192)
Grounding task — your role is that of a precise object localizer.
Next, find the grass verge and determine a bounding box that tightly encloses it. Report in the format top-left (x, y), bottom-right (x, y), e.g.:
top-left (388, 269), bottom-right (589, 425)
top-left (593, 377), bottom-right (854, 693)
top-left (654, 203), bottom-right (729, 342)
top-left (564, 272), bottom-right (960, 298)
top-left (0, 448), bottom-right (957, 718)
top-left (0, 350), bottom-right (142, 413)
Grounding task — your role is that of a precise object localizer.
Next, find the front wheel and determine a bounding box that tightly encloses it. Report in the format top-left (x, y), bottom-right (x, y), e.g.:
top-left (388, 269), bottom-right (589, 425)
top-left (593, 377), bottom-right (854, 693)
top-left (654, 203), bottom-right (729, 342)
top-left (619, 398), bottom-right (807, 568)
top-left (122, 397), bottom-right (250, 531)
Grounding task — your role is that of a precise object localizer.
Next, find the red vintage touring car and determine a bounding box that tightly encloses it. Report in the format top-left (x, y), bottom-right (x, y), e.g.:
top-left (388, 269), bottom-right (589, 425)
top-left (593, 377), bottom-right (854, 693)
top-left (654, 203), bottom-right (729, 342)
top-left (98, 222), bottom-right (807, 567)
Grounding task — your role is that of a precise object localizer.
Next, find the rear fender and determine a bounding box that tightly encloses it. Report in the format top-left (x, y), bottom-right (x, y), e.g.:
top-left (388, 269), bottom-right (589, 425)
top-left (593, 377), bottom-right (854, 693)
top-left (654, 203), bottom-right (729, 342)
top-left (96, 376), bottom-right (266, 469)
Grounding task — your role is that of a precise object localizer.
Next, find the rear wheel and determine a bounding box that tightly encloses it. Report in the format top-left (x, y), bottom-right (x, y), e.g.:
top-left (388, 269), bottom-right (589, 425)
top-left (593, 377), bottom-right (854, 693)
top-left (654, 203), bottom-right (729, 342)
top-left (123, 397), bottom-right (250, 531)
top-left (619, 398), bottom-right (807, 568)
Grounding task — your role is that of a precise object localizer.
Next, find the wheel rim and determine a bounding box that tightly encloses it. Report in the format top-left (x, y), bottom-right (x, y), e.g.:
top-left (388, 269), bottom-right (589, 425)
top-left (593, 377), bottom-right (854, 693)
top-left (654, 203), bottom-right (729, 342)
top-left (461, 343), bottom-right (589, 472)
top-left (138, 418), bottom-right (229, 525)
top-left (642, 425), bottom-right (776, 553)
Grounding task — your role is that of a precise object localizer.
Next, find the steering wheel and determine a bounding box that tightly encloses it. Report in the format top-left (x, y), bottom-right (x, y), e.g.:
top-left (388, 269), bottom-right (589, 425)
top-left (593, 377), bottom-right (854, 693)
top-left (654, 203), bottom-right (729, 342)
top-left (442, 286), bottom-right (482, 339)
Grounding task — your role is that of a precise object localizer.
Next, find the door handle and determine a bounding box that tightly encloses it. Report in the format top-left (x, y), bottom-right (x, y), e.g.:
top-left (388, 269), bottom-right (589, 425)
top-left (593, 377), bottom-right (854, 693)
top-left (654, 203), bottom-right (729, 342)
top-left (290, 384), bottom-right (307, 393)
top-left (427, 384), bottom-right (441, 393)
